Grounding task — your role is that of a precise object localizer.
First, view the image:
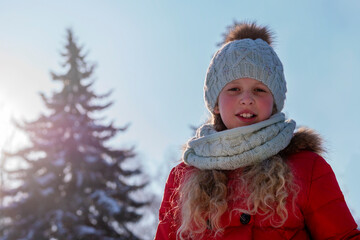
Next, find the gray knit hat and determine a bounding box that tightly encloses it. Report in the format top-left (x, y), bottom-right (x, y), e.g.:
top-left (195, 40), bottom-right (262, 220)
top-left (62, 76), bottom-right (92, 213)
top-left (204, 38), bottom-right (286, 113)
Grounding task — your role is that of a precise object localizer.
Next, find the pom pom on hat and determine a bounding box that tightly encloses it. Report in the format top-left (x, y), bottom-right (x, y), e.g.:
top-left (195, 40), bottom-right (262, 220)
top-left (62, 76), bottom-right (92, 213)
top-left (204, 21), bottom-right (286, 114)
top-left (221, 21), bottom-right (274, 46)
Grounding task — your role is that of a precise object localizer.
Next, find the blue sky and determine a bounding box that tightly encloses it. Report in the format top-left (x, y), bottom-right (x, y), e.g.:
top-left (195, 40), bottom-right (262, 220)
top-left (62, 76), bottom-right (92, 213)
top-left (0, 0), bottom-right (359, 220)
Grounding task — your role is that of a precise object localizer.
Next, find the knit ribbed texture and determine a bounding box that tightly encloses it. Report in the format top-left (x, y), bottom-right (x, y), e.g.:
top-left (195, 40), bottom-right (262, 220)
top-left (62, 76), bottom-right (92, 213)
top-left (204, 38), bottom-right (286, 113)
top-left (183, 113), bottom-right (296, 170)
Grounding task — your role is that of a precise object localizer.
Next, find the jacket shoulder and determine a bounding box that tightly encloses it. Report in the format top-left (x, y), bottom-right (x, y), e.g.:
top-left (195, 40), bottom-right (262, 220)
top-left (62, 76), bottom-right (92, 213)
top-left (166, 162), bottom-right (192, 187)
top-left (281, 127), bottom-right (330, 188)
top-left (287, 151), bottom-right (330, 178)
top-left (286, 151), bottom-right (334, 212)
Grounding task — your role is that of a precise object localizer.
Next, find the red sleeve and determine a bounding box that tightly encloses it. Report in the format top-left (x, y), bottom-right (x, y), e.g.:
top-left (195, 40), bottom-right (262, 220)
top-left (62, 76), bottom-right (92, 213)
top-left (155, 164), bottom-right (183, 240)
top-left (303, 154), bottom-right (360, 239)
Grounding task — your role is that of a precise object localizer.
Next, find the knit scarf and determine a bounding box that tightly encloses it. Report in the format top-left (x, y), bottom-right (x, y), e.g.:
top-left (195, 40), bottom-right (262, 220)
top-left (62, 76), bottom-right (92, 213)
top-left (183, 113), bottom-right (296, 170)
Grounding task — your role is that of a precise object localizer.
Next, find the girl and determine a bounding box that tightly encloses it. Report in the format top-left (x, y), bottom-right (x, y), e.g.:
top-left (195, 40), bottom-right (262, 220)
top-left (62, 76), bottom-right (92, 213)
top-left (155, 22), bottom-right (360, 239)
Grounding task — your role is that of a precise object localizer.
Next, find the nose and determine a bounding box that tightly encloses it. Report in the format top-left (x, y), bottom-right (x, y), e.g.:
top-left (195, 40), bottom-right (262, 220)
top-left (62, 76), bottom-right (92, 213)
top-left (240, 92), bottom-right (254, 105)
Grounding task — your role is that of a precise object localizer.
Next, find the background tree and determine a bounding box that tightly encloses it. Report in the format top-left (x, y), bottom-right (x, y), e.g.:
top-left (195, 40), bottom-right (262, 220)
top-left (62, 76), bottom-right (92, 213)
top-left (0, 29), bottom-right (147, 240)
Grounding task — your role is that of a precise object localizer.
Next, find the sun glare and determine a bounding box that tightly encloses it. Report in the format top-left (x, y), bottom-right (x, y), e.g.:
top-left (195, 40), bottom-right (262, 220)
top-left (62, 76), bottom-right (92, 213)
top-left (0, 102), bottom-right (15, 151)
top-left (0, 51), bottom-right (47, 177)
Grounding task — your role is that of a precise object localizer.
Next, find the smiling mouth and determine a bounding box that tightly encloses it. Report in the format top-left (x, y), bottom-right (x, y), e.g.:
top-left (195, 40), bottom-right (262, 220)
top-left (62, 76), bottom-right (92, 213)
top-left (237, 113), bottom-right (256, 119)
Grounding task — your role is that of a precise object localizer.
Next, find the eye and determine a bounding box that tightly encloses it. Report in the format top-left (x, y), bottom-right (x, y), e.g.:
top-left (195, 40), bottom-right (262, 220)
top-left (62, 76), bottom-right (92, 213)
top-left (254, 88), bottom-right (267, 93)
top-left (228, 87), bottom-right (240, 91)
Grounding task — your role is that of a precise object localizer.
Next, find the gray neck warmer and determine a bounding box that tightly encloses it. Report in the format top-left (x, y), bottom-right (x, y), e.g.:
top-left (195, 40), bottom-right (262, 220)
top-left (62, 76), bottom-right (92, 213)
top-left (183, 113), bottom-right (296, 170)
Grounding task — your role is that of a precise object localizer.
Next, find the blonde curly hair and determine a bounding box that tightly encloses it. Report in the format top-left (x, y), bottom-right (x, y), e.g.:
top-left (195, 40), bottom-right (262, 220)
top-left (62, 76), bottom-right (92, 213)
top-left (176, 114), bottom-right (299, 239)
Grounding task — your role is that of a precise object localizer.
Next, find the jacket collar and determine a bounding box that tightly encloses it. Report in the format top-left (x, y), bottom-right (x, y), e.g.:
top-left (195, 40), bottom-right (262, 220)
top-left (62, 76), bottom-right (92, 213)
top-left (279, 127), bottom-right (325, 158)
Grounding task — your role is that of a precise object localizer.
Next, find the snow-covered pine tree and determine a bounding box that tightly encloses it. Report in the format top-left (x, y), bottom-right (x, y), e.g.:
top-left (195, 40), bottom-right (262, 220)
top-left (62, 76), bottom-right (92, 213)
top-left (0, 29), bottom-right (147, 240)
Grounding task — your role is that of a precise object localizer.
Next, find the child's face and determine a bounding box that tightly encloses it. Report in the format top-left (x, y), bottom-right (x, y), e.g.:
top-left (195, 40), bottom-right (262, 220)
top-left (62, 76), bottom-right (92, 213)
top-left (214, 78), bottom-right (274, 129)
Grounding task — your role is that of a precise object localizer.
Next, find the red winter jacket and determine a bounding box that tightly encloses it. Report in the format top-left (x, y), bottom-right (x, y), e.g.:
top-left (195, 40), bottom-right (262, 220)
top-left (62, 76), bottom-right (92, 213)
top-left (155, 130), bottom-right (360, 240)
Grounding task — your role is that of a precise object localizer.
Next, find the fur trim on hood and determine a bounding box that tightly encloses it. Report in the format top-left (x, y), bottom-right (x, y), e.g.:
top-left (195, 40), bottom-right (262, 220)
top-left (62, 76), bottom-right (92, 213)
top-left (280, 127), bottom-right (325, 158)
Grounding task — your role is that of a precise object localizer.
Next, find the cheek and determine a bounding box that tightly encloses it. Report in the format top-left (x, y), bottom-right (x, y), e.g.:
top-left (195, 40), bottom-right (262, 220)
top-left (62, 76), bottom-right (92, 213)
top-left (263, 97), bottom-right (274, 115)
top-left (256, 95), bottom-right (274, 118)
top-left (218, 95), bottom-right (235, 111)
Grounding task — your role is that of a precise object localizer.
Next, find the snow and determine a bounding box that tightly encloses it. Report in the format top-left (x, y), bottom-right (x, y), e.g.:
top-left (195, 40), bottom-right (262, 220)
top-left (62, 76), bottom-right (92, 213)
top-left (25, 228), bottom-right (35, 240)
top-left (63, 172), bottom-right (72, 183)
top-left (85, 155), bottom-right (97, 163)
top-left (90, 190), bottom-right (122, 214)
top-left (53, 157), bottom-right (65, 167)
top-left (36, 172), bottom-right (56, 186)
top-left (41, 187), bottom-right (54, 196)
top-left (75, 225), bottom-right (101, 235)
top-left (53, 210), bottom-right (65, 234)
